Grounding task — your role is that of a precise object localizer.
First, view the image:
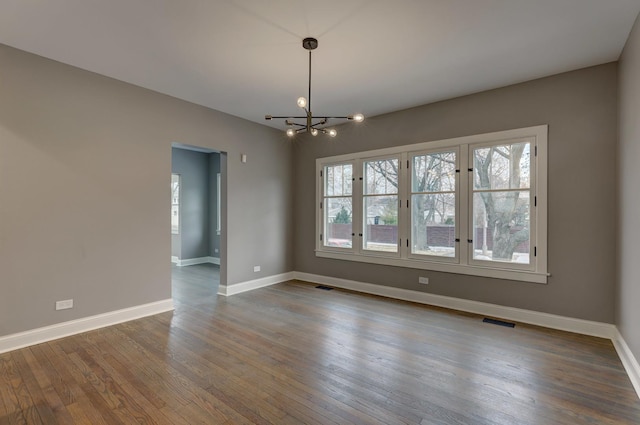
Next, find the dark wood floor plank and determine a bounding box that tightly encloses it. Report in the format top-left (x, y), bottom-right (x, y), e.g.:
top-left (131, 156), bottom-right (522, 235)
top-left (0, 353), bottom-right (42, 424)
top-left (0, 354), bottom-right (27, 425)
top-left (14, 348), bottom-right (73, 424)
top-left (1, 263), bottom-right (639, 424)
top-left (48, 341), bottom-right (125, 425)
top-left (67, 344), bottom-right (163, 425)
top-left (31, 342), bottom-right (111, 425)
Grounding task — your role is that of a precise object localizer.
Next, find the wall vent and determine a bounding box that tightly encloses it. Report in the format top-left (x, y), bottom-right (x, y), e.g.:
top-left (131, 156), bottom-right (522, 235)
top-left (483, 317), bottom-right (515, 328)
top-left (315, 285), bottom-right (334, 291)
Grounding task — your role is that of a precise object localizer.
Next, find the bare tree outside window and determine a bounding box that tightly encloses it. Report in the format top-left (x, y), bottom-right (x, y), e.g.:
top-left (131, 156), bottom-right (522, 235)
top-left (363, 158), bottom-right (399, 252)
top-left (411, 151), bottom-right (457, 257)
top-left (473, 142), bottom-right (531, 263)
top-left (323, 163), bottom-right (353, 248)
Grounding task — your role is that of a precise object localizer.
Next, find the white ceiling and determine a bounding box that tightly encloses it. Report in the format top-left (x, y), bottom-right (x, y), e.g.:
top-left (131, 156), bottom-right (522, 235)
top-left (1, 0), bottom-right (639, 130)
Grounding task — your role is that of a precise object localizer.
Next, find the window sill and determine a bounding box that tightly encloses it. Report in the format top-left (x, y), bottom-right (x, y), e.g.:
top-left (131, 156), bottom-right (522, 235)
top-left (315, 250), bottom-right (548, 284)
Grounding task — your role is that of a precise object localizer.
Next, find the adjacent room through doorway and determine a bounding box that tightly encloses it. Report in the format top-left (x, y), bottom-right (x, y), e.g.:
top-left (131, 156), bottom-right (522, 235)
top-left (170, 143), bottom-right (225, 297)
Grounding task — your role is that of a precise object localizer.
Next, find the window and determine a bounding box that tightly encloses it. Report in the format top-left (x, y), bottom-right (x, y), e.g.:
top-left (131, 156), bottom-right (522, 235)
top-left (471, 141), bottom-right (532, 268)
top-left (171, 174), bottom-right (180, 234)
top-left (216, 173), bottom-right (221, 234)
top-left (322, 163), bottom-right (354, 248)
top-left (316, 126), bottom-right (548, 283)
top-left (363, 158), bottom-right (399, 253)
top-left (410, 150), bottom-right (458, 260)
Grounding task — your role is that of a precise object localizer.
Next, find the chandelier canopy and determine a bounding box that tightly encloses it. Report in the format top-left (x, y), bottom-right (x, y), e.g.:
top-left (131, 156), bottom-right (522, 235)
top-left (265, 37), bottom-right (364, 138)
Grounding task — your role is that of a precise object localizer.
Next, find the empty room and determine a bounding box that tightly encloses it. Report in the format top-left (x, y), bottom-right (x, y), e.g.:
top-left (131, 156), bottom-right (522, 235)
top-left (1, 1), bottom-right (640, 424)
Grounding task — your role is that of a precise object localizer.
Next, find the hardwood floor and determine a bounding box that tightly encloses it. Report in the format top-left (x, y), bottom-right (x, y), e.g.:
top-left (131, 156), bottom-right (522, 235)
top-left (1, 264), bottom-right (639, 424)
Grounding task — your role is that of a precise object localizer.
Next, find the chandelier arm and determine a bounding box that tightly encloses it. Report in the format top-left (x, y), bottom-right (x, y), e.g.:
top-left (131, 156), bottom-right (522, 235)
top-left (267, 116), bottom-right (309, 119)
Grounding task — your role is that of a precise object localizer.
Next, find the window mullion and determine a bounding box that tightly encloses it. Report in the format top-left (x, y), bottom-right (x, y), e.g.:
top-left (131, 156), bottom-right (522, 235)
top-left (459, 145), bottom-right (470, 266)
top-left (399, 152), bottom-right (410, 259)
top-left (353, 159), bottom-right (364, 255)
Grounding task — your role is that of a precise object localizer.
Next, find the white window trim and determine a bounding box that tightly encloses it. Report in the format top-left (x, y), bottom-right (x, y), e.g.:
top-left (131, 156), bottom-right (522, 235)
top-left (316, 125), bottom-right (548, 284)
top-left (407, 147), bottom-right (460, 264)
top-left (360, 154), bottom-right (403, 257)
top-left (216, 173), bottom-right (221, 235)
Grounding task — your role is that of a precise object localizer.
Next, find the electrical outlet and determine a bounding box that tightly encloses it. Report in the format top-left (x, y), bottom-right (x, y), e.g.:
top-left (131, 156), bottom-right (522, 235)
top-left (214, 248), bottom-right (219, 253)
top-left (253, 265), bottom-right (261, 272)
top-left (418, 277), bottom-right (429, 284)
top-left (55, 299), bottom-right (74, 310)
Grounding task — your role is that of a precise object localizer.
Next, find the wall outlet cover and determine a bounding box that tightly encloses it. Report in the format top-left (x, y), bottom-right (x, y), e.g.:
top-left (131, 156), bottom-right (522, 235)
top-left (55, 299), bottom-right (74, 310)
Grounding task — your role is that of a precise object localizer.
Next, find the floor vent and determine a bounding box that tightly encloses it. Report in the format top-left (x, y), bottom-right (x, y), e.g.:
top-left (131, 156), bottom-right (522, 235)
top-left (483, 318), bottom-right (515, 328)
top-left (315, 285), bottom-right (334, 291)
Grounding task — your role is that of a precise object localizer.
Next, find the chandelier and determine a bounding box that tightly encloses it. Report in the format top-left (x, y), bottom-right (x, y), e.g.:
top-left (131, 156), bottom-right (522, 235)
top-left (265, 37), bottom-right (364, 137)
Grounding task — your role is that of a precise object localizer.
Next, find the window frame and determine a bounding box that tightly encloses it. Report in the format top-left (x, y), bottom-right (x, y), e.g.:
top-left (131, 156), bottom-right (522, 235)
top-left (171, 173), bottom-right (180, 235)
top-left (315, 125), bottom-right (548, 284)
top-left (467, 138), bottom-right (536, 272)
top-left (360, 154), bottom-right (403, 259)
top-left (319, 161), bottom-right (356, 252)
top-left (407, 147), bottom-right (461, 264)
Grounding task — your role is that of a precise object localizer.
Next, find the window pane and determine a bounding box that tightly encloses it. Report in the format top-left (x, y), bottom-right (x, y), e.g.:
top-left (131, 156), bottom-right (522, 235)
top-left (364, 195), bottom-right (398, 252)
top-left (411, 151), bottom-right (457, 258)
top-left (364, 159), bottom-right (398, 195)
top-left (412, 152), bottom-right (456, 193)
top-left (171, 174), bottom-right (180, 234)
top-left (325, 164), bottom-right (352, 196)
top-left (474, 142), bottom-right (530, 190)
top-left (324, 197), bottom-right (352, 248)
top-left (411, 193), bottom-right (455, 257)
top-left (472, 191), bottom-right (530, 263)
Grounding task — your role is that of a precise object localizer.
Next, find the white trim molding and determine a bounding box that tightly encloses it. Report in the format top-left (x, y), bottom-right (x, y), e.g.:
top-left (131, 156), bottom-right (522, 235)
top-left (174, 256), bottom-right (220, 267)
top-left (0, 299), bottom-right (174, 354)
top-left (612, 329), bottom-right (640, 400)
top-left (292, 272), bottom-right (616, 339)
top-left (218, 272), bottom-right (294, 297)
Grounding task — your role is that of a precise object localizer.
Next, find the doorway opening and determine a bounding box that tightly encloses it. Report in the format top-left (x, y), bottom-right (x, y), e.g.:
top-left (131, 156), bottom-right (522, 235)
top-left (170, 143), bottom-right (226, 303)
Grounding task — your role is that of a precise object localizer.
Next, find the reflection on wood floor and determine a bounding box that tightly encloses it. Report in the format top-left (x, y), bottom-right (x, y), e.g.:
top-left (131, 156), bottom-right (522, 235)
top-left (1, 263), bottom-right (639, 424)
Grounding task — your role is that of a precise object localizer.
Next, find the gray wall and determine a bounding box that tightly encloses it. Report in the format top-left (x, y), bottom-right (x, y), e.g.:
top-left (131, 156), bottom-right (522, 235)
top-left (293, 63), bottom-right (618, 323)
top-left (171, 148), bottom-right (212, 260)
top-left (618, 14), bottom-right (640, 364)
top-left (0, 44), bottom-right (293, 337)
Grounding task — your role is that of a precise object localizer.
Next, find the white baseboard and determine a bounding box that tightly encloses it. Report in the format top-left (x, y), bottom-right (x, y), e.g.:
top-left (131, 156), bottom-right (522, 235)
top-left (171, 256), bottom-right (179, 264)
top-left (612, 329), bottom-right (640, 400)
top-left (0, 299), bottom-right (174, 354)
top-left (218, 272), bottom-right (295, 296)
top-left (175, 256), bottom-right (220, 267)
top-left (292, 272), bottom-right (616, 339)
